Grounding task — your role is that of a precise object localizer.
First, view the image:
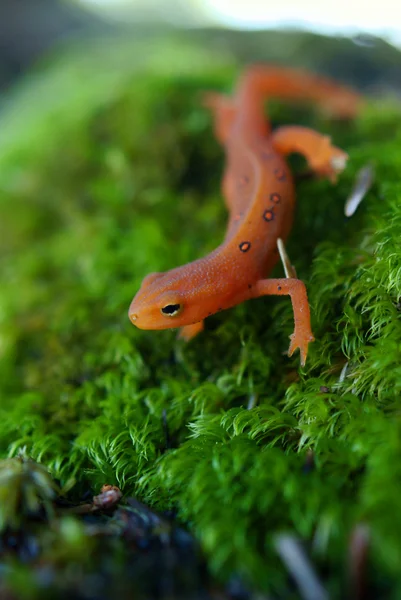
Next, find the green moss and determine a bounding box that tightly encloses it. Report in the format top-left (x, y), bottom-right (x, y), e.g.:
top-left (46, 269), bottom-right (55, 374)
top-left (1, 35), bottom-right (401, 597)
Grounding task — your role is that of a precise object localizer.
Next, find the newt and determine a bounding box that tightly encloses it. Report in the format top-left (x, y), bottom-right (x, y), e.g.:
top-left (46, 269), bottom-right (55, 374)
top-left (128, 66), bottom-right (362, 365)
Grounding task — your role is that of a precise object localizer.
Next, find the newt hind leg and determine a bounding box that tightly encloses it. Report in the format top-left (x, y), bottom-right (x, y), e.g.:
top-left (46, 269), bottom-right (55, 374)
top-left (252, 278), bottom-right (314, 366)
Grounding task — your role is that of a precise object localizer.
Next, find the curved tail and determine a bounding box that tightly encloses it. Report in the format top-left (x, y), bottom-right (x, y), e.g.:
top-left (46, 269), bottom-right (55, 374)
top-left (205, 65), bottom-right (363, 143)
top-left (236, 64), bottom-right (363, 120)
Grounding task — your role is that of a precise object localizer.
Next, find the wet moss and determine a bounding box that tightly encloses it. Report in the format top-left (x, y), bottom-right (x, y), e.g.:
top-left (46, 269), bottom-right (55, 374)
top-left (1, 34), bottom-right (401, 599)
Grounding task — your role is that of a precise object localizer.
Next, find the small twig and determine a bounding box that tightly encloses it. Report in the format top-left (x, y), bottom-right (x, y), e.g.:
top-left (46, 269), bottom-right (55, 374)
top-left (247, 393), bottom-right (258, 410)
top-left (335, 361), bottom-right (359, 395)
top-left (277, 238), bottom-right (297, 279)
top-left (59, 503), bottom-right (95, 515)
top-left (348, 524), bottom-right (371, 600)
top-left (58, 484), bottom-right (122, 515)
top-left (344, 164), bottom-right (374, 217)
top-left (274, 534), bottom-right (329, 600)
top-left (338, 362), bottom-right (349, 384)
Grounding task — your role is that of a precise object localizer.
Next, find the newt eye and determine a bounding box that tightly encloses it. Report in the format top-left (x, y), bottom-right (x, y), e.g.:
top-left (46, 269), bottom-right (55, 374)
top-left (160, 303), bottom-right (183, 317)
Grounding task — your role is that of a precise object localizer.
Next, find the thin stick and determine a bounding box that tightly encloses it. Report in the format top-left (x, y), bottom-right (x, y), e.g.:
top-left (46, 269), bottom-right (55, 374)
top-left (277, 238), bottom-right (297, 278)
top-left (344, 164), bottom-right (374, 217)
top-left (274, 534), bottom-right (329, 600)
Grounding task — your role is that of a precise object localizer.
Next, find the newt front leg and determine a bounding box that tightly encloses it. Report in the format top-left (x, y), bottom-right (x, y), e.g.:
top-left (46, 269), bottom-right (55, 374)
top-left (178, 321), bottom-right (205, 341)
top-left (271, 126), bottom-right (348, 182)
top-left (251, 278), bottom-right (315, 366)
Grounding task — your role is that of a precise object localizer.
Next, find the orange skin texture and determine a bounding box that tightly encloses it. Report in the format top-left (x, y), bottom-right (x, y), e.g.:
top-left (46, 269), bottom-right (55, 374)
top-left (129, 65), bottom-right (362, 365)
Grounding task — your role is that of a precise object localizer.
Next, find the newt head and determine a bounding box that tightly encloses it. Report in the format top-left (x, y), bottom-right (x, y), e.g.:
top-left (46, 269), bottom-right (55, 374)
top-left (128, 265), bottom-right (225, 331)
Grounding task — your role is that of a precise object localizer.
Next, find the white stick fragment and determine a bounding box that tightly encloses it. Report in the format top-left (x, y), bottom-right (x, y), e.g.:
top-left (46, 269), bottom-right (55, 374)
top-left (277, 238), bottom-right (297, 279)
top-left (344, 164), bottom-right (374, 217)
top-left (247, 393), bottom-right (258, 410)
top-left (274, 534), bottom-right (329, 600)
top-left (338, 362), bottom-right (348, 384)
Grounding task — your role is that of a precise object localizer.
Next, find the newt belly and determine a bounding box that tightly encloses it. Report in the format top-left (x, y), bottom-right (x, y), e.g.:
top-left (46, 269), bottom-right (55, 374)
top-left (128, 65), bottom-right (362, 365)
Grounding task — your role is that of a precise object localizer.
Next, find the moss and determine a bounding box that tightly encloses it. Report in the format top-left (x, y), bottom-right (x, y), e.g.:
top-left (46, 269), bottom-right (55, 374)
top-left (1, 34), bottom-right (401, 598)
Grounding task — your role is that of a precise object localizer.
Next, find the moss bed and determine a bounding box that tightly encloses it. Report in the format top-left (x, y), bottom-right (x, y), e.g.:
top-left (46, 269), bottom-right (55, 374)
top-left (1, 34), bottom-right (401, 599)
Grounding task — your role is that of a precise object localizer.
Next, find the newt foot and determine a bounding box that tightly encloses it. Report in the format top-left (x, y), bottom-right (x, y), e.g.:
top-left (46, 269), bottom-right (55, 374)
top-left (288, 331), bottom-right (315, 367)
top-left (310, 138), bottom-right (348, 183)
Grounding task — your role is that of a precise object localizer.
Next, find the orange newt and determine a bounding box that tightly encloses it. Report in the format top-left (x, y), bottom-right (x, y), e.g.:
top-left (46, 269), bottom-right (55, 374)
top-left (129, 66), bottom-right (362, 365)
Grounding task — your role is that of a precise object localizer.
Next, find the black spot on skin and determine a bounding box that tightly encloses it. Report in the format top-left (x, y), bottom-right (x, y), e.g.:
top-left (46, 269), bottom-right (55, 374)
top-left (274, 167), bottom-right (286, 182)
top-left (270, 192), bottom-right (281, 204)
top-left (278, 286), bottom-right (282, 291)
top-left (263, 209), bottom-right (275, 222)
top-left (208, 312), bottom-right (212, 316)
top-left (248, 284), bottom-right (252, 289)
top-left (239, 241), bottom-right (251, 253)
top-left (218, 307), bottom-right (223, 311)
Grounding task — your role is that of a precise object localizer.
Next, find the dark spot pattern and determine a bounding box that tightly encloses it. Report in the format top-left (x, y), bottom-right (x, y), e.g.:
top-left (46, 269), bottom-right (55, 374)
top-left (239, 241), bottom-right (251, 253)
top-left (248, 284), bottom-right (252, 289)
top-left (263, 209), bottom-right (275, 222)
top-left (238, 175), bottom-right (249, 186)
top-left (278, 286), bottom-right (282, 291)
top-left (270, 192), bottom-right (281, 204)
top-left (274, 167), bottom-right (286, 182)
